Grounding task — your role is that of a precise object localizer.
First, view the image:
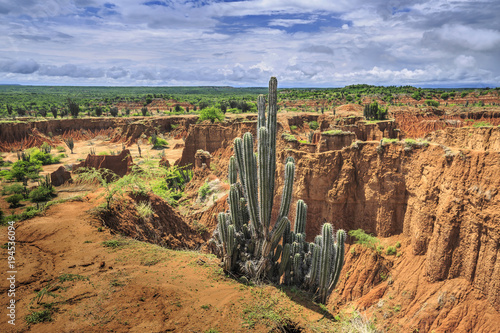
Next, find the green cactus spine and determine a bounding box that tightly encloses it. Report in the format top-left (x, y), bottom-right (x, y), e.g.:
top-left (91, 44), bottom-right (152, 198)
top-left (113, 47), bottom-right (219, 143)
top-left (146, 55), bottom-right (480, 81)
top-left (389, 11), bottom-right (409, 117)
top-left (228, 156), bottom-right (238, 185)
top-left (241, 132), bottom-right (260, 235)
top-left (294, 199), bottom-right (307, 235)
top-left (329, 229), bottom-right (346, 291)
top-left (212, 77), bottom-right (344, 304)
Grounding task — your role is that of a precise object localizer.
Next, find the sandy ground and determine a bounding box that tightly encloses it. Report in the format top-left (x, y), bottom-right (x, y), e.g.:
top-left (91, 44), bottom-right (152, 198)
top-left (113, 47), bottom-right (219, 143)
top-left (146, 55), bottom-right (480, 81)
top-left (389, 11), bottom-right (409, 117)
top-left (0, 194), bottom-right (337, 332)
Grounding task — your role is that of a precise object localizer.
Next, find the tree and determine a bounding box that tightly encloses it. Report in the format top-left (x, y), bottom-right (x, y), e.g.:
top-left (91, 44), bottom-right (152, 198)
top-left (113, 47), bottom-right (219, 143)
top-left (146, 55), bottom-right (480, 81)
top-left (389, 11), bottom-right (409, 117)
top-left (109, 106), bottom-right (119, 117)
top-left (95, 106), bottom-right (103, 117)
top-left (67, 99), bottom-right (80, 118)
top-left (198, 107), bottom-right (224, 123)
top-left (50, 106), bottom-right (58, 118)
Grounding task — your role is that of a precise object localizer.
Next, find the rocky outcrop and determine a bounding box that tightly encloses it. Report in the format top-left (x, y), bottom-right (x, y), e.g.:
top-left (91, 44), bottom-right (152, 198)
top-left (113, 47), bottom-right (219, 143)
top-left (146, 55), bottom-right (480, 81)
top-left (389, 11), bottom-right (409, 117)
top-left (317, 131), bottom-right (356, 152)
top-left (177, 122), bottom-right (256, 167)
top-left (50, 166), bottom-right (72, 186)
top-left (73, 149), bottom-right (133, 181)
top-left (425, 126), bottom-right (500, 151)
top-left (0, 116), bottom-right (197, 151)
top-left (194, 149), bottom-right (212, 169)
top-left (270, 141), bottom-right (499, 329)
top-left (104, 192), bottom-right (203, 249)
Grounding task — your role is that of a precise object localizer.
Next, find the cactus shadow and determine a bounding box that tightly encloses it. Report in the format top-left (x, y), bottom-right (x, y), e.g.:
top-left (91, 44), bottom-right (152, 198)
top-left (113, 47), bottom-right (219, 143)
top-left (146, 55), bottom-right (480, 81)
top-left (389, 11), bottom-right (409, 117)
top-left (278, 286), bottom-right (336, 321)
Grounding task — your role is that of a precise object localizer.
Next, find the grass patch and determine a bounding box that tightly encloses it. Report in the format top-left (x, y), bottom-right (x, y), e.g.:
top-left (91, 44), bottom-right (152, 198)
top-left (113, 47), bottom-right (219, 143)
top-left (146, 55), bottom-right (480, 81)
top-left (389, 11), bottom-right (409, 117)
top-left (281, 132), bottom-right (297, 142)
top-left (322, 129), bottom-right (352, 136)
top-left (348, 229), bottom-right (380, 250)
top-left (25, 309), bottom-right (52, 324)
top-left (102, 239), bottom-right (131, 249)
top-left (472, 121), bottom-right (492, 127)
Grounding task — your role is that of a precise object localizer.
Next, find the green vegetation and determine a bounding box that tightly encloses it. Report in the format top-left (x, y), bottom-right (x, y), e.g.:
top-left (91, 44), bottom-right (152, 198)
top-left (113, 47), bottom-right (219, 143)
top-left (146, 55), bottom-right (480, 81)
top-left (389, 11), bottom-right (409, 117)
top-left (198, 181), bottom-right (212, 200)
top-left (386, 246), bottom-right (397, 255)
top-left (281, 132), bottom-right (297, 142)
top-left (149, 135), bottom-right (168, 149)
top-left (212, 78), bottom-right (345, 304)
top-left (322, 129), bottom-right (352, 136)
top-left (363, 101), bottom-right (387, 120)
top-left (425, 99), bottom-right (440, 107)
top-left (198, 106), bottom-right (224, 123)
top-left (472, 121), bottom-right (492, 127)
top-left (1, 84), bottom-right (492, 119)
top-left (348, 229), bottom-right (380, 250)
top-left (135, 201), bottom-right (154, 220)
top-left (6, 193), bottom-right (23, 208)
top-left (308, 121), bottom-right (319, 130)
top-left (25, 309), bottom-right (52, 324)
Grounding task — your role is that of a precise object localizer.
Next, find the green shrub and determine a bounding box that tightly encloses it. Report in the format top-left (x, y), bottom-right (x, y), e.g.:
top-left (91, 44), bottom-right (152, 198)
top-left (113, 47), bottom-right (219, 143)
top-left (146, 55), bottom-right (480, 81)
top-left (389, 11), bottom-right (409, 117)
top-left (6, 193), bottom-right (23, 208)
top-left (25, 309), bottom-right (52, 324)
top-left (27, 148), bottom-right (61, 165)
top-left (425, 100), bottom-right (440, 107)
top-left (281, 132), bottom-right (297, 142)
top-left (2, 183), bottom-right (24, 195)
top-left (198, 181), bottom-right (212, 200)
top-left (29, 186), bottom-right (55, 203)
top-left (472, 121), bottom-right (492, 127)
top-left (348, 229), bottom-right (379, 250)
top-left (136, 201), bottom-right (154, 220)
top-left (149, 136), bottom-right (168, 149)
top-left (308, 121), bottom-right (319, 130)
top-left (386, 246), bottom-right (397, 255)
top-left (290, 125), bottom-right (298, 131)
top-left (323, 129), bottom-right (351, 136)
top-left (198, 106), bottom-right (224, 123)
top-left (10, 160), bottom-right (42, 181)
top-left (363, 101), bottom-right (387, 120)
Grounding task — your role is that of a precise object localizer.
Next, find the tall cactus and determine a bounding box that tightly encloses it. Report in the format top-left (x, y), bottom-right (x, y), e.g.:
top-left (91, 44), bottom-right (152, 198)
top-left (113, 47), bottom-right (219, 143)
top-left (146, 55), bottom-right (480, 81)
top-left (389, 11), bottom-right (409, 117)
top-left (212, 77), bottom-right (345, 304)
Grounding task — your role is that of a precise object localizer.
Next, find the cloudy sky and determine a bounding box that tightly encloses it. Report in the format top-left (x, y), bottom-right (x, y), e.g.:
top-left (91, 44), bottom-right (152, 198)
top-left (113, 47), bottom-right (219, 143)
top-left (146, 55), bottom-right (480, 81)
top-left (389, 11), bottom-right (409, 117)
top-left (0, 0), bottom-right (499, 87)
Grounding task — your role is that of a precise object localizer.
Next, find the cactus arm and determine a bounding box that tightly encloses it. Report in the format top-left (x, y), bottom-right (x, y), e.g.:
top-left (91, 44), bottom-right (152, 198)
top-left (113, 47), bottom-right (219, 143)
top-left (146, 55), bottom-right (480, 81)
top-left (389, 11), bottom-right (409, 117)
top-left (294, 199), bottom-right (307, 235)
top-left (258, 127), bottom-right (271, 233)
top-left (319, 223), bottom-right (333, 304)
top-left (228, 156), bottom-right (238, 185)
top-left (329, 229), bottom-right (346, 291)
top-left (234, 138), bottom-right (245, 188)
top-left (276, 161), bottom-right (295, 225)
top-left (229, 184), bottom-right (243, 231)
top-left (241, 133), bottom-right (260, 236)
top-left (266, 77), bottom-right (278, 218)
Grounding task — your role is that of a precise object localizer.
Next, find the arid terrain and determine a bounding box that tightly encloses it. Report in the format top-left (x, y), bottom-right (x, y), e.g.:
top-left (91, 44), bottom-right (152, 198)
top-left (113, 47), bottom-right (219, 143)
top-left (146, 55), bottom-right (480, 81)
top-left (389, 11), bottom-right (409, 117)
top-left (1, 103), bottom-right (499, 332)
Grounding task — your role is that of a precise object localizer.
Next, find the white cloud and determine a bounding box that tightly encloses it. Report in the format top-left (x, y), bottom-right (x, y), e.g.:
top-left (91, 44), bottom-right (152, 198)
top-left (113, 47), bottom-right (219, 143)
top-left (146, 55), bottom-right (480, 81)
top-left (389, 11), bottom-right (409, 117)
top-left (268, 18), bottom-right (317, 27)
top-left (0, 0), bottom-right (498, 86)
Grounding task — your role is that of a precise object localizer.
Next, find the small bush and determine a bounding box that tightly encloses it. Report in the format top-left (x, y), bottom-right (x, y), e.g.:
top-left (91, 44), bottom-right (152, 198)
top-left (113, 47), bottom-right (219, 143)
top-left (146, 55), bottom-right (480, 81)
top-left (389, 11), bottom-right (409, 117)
top-left (290, 125), bottom-right (298, 131)
top-left (25, 309), bottom-right (52, 324)
top-left (149, 136), bottom-right (168, 149)
top-left (386, 246), bottom-right (397, 255)
top-left (2, 183), bottom-right (24, 195)
top-left (198, 181), bottom-right (212, 200)
top-left (281, 132), bottom-right (297, 142)
top-left (136, 201), bottom-right (154, 220)
top-left (6, 193), bottom-right (23, 208)
top-left (198, 106), bottom-right (224, 123)
top-left (348, 229), bottom-right (379, 250)
top-left (29, 186), bottom-right (55, 203)
top-left (308, 121), bottom-right (319, 130)
top-left (425, 100), bottom-right (440, 107)
top-left (472, 121), bottom-right (492, 128)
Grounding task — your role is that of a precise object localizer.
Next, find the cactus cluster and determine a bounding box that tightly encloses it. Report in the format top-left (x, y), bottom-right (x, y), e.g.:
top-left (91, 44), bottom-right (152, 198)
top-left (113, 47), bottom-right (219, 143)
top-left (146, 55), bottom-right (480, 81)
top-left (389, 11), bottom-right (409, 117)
top-left (212, 77), bottom-right (345, 304)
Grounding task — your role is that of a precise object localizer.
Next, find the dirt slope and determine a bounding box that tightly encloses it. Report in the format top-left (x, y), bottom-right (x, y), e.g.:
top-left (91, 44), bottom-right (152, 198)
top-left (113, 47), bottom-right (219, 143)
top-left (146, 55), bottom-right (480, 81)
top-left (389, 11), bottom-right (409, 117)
top-left (0, 196), bottom-right (340, 333)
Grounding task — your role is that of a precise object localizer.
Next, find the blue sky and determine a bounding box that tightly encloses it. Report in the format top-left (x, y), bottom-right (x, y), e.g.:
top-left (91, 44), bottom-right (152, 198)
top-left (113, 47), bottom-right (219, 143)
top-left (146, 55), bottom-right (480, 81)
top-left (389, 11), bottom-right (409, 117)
top-left (0, 0), bottom-right (499, 87)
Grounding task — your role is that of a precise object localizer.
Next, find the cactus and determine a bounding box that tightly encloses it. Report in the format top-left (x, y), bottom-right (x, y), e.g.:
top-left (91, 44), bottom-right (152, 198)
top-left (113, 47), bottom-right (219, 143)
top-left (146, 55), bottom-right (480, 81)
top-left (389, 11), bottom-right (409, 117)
top-left (212, 77), bottom-right (345, 304)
